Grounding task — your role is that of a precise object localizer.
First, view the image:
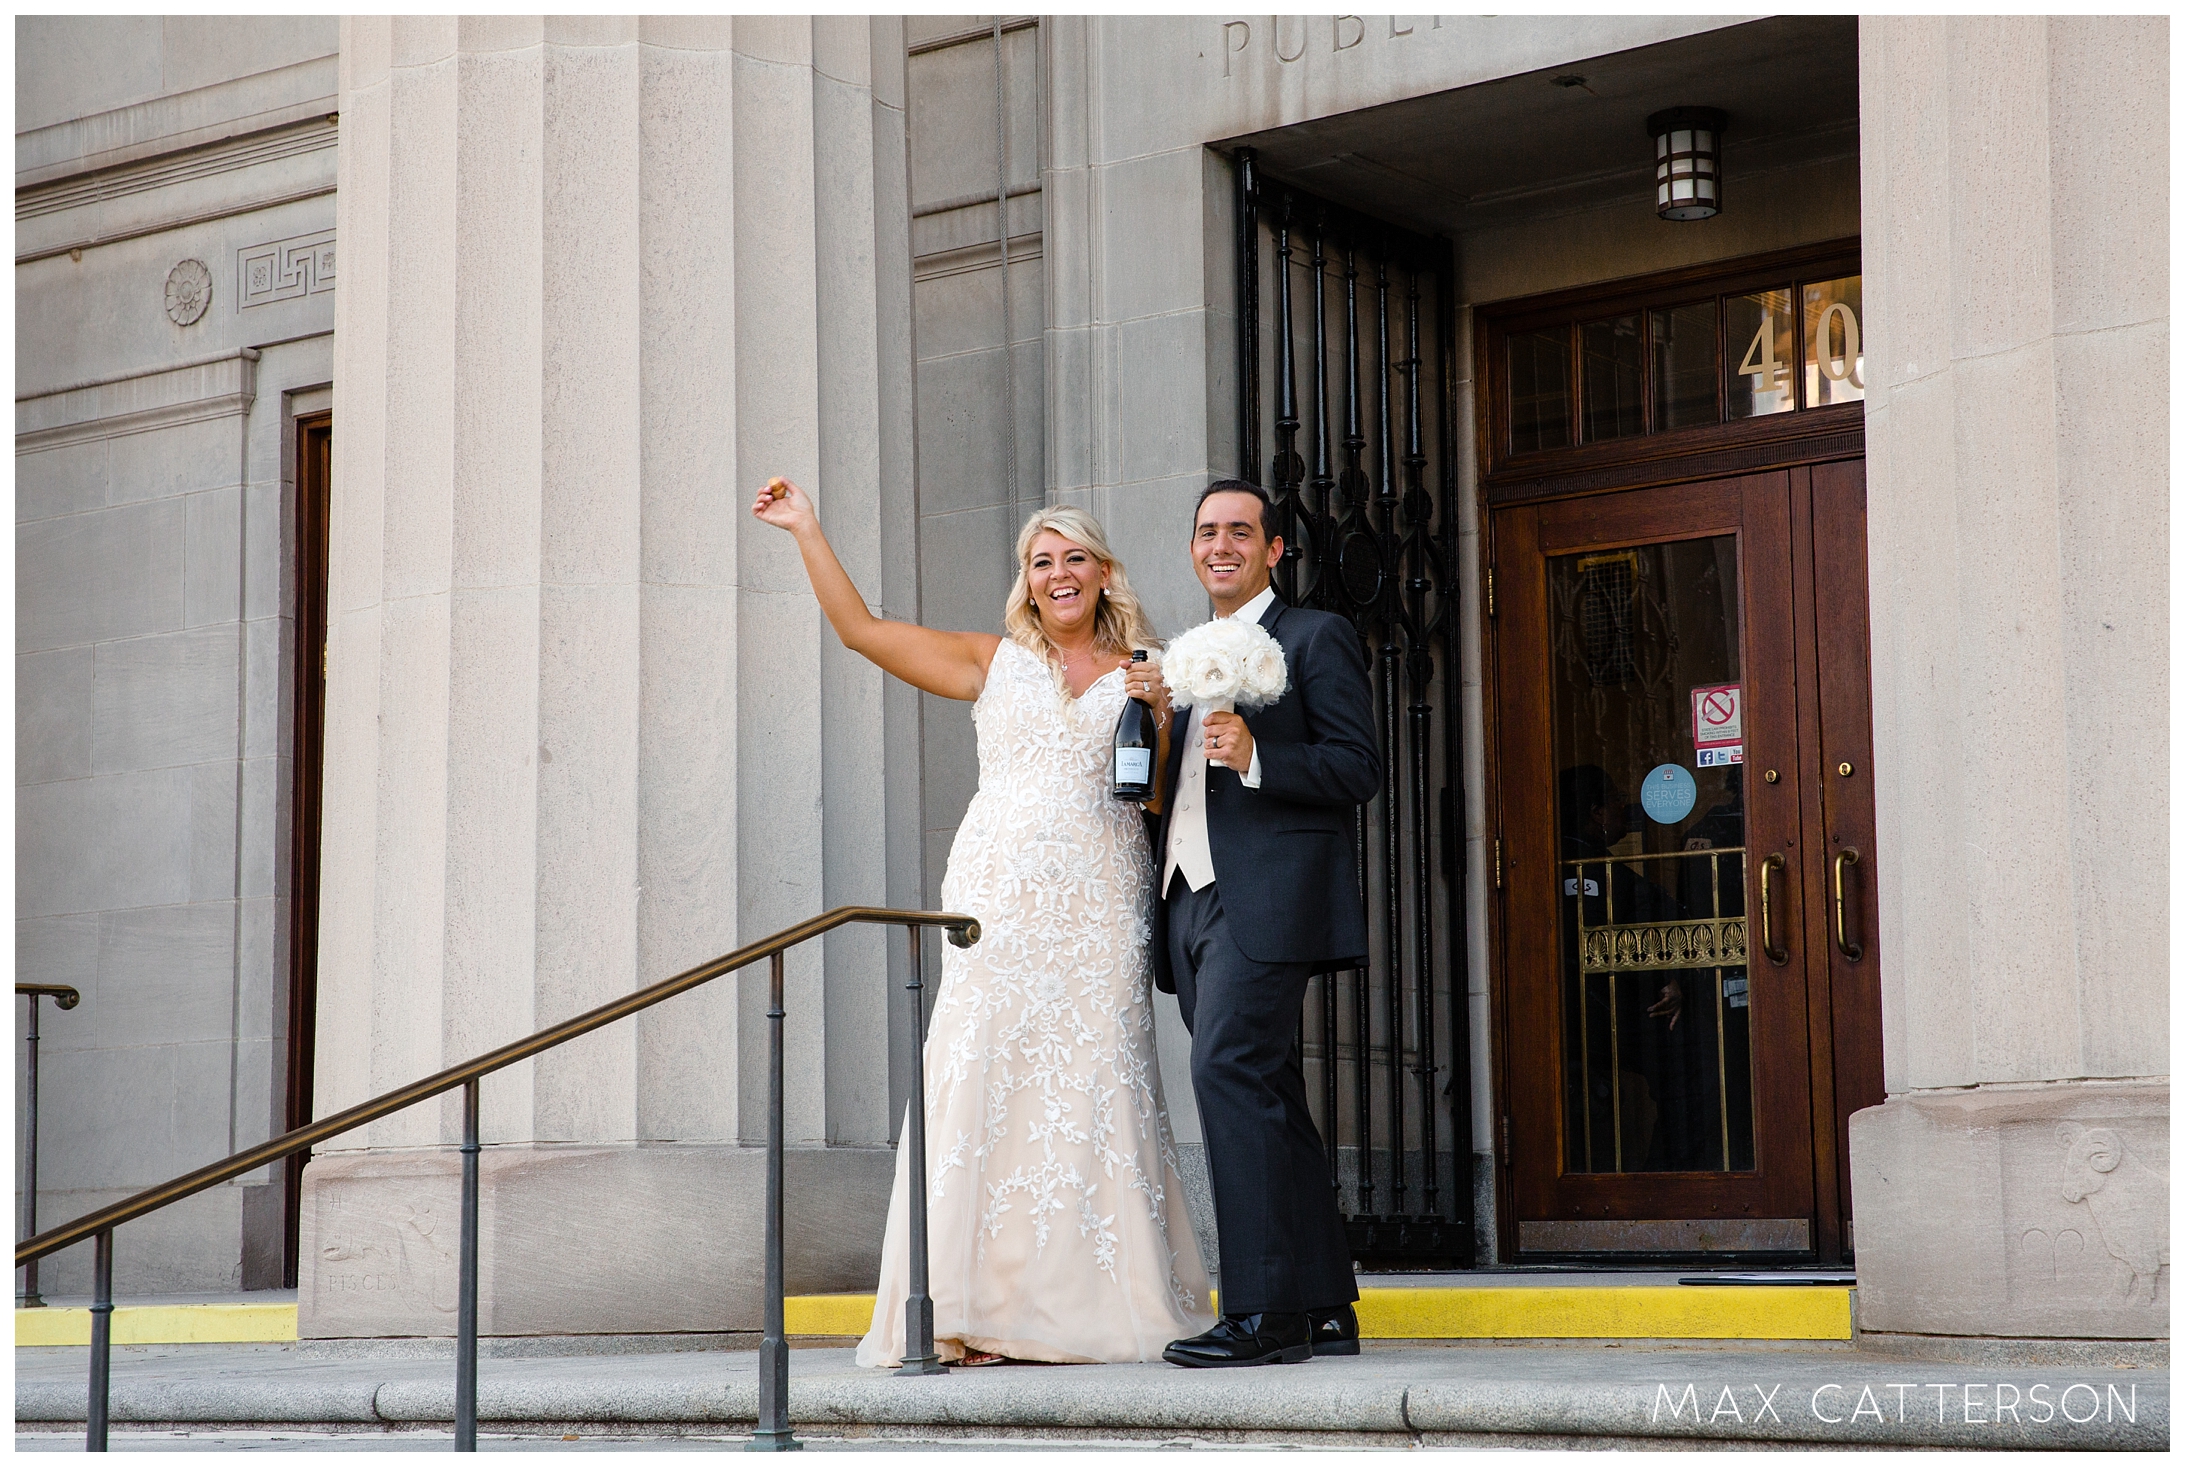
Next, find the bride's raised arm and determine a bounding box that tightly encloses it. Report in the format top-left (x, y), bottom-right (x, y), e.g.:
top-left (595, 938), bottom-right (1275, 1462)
top-left (751, 477), bottom-right (1000, 701)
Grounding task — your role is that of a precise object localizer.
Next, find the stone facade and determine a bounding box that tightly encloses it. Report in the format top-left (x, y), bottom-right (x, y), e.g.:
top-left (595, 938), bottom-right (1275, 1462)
top-left (17, 14), bottom-right (2166, 1343)
top-left (299, 16), bottom-right (921, 1335)
top-left (1850, 14), bottom-right (2168, 1338)
top-left (16, 16), bottom-right (340, 1295)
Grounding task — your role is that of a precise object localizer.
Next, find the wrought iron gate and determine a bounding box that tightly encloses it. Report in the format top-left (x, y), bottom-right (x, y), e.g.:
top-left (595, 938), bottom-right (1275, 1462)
top-left (1234, 150), bottom-right (1474, 1267)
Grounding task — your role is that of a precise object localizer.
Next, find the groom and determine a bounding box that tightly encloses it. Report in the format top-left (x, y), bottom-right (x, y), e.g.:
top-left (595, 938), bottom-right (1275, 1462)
top-left (1148, 479), bottom-right (1379, 1367)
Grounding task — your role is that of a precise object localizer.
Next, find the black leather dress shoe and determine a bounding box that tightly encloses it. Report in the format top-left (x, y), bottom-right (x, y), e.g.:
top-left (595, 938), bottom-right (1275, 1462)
top-left (1162, 1312), bottom-right (1314, 1367)
top-left (1308, 1303), bottom-right (1360, 1356)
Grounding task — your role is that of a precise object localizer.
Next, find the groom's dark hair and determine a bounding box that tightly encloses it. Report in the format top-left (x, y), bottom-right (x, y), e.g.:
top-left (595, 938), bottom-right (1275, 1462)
top-left (1195, 478), bottom-right (1275, 538)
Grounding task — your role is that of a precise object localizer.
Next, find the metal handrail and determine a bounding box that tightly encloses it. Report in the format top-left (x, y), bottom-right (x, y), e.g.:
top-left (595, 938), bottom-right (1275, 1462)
top-left (17, 983), bottom-right (82, 1310)
top-left (17, 907), bottom-right (978, 1453)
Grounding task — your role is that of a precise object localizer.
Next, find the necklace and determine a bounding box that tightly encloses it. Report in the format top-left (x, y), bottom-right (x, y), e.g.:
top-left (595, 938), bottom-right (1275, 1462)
top-left (1055, 642), bottom-right (1103, 682)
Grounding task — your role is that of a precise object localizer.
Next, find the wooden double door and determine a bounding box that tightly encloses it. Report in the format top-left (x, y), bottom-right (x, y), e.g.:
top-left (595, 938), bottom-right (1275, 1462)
top-left (1490, 461), bottom-right (1880, 1264)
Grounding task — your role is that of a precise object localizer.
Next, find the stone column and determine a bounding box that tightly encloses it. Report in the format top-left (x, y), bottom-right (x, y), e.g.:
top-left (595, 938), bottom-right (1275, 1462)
top-left (305, 16), bottom-right (919, 1338)
top-left (1852, 16), bottom-right (2168, 1340)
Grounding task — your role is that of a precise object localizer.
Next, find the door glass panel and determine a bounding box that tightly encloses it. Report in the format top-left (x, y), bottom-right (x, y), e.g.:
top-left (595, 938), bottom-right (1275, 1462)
top-left (1803, 275), bottom-right (1865, 408)
top-left (1725, 288), bottom-right (1795, 419)
top-left (1650, 301), bottom-right (1719, 430)
top-left (1508, 328), bottom-right (1572, 453)
top-left (1548, 536), bottom-right (1754, 1173)
top-left (1580, 315), bottom-right (1643, 442)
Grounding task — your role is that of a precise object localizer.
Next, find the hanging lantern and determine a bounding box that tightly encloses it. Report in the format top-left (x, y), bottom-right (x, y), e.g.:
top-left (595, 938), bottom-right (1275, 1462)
top-left (1649, 107), bottom-right (1725, 221)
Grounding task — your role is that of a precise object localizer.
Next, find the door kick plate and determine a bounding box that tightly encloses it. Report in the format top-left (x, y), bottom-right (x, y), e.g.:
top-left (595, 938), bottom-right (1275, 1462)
top-left (1519, 1218), bottom-right (1812, 1253)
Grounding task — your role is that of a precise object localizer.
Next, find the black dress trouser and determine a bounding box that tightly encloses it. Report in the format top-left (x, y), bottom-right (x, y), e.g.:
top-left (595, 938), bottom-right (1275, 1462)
top-left (1166, 875), bottom-right (1358, 1316)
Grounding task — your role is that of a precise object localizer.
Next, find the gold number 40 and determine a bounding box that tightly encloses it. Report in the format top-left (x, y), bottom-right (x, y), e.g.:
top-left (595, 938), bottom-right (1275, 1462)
top-left (1740, 302), bottom-right (1864, 396)
top-left (1814, 300), bottom-right (1864, 388)
top-left (1739, 312), bottom-right (1789, 393)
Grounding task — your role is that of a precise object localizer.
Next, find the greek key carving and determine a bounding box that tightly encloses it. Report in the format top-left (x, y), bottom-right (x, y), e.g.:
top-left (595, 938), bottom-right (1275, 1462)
top-left (237, 229), bottom-right (335, 310)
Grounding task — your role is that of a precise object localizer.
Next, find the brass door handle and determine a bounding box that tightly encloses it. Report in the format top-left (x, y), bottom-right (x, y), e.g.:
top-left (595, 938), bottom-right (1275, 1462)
top-left (1833, 847), bottom-right (1864, 961)
top-left (1758, 853), bottom-right (1789, 965)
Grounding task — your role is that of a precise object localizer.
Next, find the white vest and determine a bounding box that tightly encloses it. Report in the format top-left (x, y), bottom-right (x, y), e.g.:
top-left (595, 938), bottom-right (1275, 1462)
top-left (1161, 586), bottom-right (1274, 894)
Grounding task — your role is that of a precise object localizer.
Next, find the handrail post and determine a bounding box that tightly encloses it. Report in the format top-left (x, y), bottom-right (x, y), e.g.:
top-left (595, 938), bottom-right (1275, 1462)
top-left (87, 1229), bottom-right (112, 1452)
top-left (748, 951), bottom-right (801, 1452)
top-left (19, 991), bottom-right (44, 1307)
top-left (455, 1079), bottom-right (480, 1452)
top-left (894, 925), bottom-right (945, 1376)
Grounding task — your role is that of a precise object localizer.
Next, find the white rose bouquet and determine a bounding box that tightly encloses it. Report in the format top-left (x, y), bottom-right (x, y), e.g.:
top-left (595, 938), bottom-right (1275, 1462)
top-left (1160, 617), bottom-right (1289, 715)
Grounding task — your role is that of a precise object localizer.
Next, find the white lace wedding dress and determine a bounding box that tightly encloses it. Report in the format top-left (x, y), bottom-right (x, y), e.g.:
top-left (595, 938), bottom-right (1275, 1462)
top-left (856, 637), bottom-right (1215, 1366)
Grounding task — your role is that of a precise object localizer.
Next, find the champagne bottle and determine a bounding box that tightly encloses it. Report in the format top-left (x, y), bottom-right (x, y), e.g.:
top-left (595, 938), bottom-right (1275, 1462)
top-left (1111, 650), bottom-right (1156, 802)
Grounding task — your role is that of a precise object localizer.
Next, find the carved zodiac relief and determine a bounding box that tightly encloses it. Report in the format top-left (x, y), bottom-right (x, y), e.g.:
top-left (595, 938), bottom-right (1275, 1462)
top-left (318, 1196), bottom-right (459, 1314)
top-left (2057, 1124), bottom-right (2169, 1307)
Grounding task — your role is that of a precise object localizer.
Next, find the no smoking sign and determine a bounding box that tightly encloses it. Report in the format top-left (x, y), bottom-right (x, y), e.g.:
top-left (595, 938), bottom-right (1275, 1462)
top-left (1691, 682), bottom-right (1743, 766)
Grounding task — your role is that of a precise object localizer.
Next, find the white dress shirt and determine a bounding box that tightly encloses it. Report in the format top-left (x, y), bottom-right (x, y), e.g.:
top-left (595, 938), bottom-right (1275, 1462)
top-left (1162, 584), bottom-right (1275, 894)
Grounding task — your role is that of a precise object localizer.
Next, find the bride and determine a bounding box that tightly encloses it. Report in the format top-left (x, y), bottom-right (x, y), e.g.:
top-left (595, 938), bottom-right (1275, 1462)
top-left (751, 478), bottom-right (1214, 1366)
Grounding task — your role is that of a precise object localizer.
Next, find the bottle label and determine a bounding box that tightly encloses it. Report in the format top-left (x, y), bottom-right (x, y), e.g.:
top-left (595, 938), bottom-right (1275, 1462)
top-left (1115, 748), bottom-right (1153, 784)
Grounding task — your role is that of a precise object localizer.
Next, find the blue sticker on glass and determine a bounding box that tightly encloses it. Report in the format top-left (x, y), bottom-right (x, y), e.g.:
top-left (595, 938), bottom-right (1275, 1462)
top-left (1640, 763), bottom-right (1698, 824)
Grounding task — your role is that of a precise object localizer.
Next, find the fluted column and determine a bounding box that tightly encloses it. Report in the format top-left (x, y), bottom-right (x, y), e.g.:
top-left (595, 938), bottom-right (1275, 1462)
top-left (1851, 15), bottom-right (2166, 1340)
top-left (306, 15), bottom-right (918, 1337)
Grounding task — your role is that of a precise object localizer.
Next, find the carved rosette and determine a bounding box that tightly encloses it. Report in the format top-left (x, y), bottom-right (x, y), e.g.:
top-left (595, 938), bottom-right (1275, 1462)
top-left (164, 258), bottom-right (213, 326)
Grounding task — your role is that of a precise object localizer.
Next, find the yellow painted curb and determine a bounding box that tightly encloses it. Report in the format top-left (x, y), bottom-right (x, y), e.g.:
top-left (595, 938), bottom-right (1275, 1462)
top-left (778, 1286), bottom-right (1848, 1343)
top-left (13, 1286), bottom-right (1850, 1347)
top-left (783, 1292), bottom-right (878, 1337)
top-left (1354, 1286), bottom-right (1851, 1341)
top-left (17, 1303), bottom-right (300, 1347)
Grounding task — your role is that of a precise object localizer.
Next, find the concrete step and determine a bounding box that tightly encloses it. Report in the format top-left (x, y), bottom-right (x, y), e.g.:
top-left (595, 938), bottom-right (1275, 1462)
top-left (13, 1340), bottom-right (2167, 1449)
top-left (18, 1275), bottom-right (1853, 1348)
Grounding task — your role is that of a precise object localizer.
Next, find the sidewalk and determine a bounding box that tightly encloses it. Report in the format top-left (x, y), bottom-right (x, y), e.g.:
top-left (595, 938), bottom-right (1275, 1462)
top-left (16, 1339), bottom-right (2166, 1449)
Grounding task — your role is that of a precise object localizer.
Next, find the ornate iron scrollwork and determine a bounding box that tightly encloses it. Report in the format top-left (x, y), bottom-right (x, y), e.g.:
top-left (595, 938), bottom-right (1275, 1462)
top-left (1235, 150), bottom-right (1472, 1267)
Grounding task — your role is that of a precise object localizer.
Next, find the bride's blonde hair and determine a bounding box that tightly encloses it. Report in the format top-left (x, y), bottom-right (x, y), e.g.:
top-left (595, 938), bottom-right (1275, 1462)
top-left (1003, 505), bottom-right (1161, 660)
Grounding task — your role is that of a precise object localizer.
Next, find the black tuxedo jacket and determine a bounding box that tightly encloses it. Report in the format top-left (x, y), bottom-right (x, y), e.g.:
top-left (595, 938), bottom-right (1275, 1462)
top-left (1149, 595), bottom-right (1380, 992)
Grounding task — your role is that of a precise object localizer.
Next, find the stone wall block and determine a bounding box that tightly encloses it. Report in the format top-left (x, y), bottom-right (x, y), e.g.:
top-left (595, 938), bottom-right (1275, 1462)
top-left (311, 597), bottom-right (382, 1128)
top-left (1856, 15), bottom-right (1946, 393)
top-left (527, 35), bottom-right (645, 1145)
top-left (185, 759), bottom-right (240, 903)
top-left (388, 16), bottom-right (458, 71)
top-left (363, 589), bottom-right (454, 1151)
top-left (530, 577), bottom-right (641, 1139)
top-left (89, 626), bottom-right (240, 774)
top-left (315, 20), bottom-right (923, 1317)
top-left (237, 754), bottom-right (281, 900)
top-left (441, 584), bottom-right (543, 1141)
top-left (300, 1144), bottom-right (893, 1338)
top-left (636, 16), bottom-right (734, 51)
top-left (732, 16), bottom-right (814, 70)
top-left (541, 15), bottom-right (634, 50)
top-left (1851, 1084), bottom-right (2169, 1338)
top-left (812, 43), bottom-right (894, 1133)
top-left (455, 15), bottom-right (543, 54)
top-left (17, 768), bottom-right (192, 920)
top-left (1098, 149), bottom-right (1209, 325)
top-left (1113, 312), bottom-right (1213, 488)
top-left (631, 590), bottom-right (741, 1140)
top-left (1947, 345), bottom-right (2076, 1079)
top-left (635, 40), bottom-right (743, 1142)
top-left (2045, 17), bottom-right (2169, 336)
top-left (241, 611), bottom-right (284, 761)
top-left (17, 646), bottom-right (94, 785)
top-left (93, 903), bottom-right (238, 1050)
top-left (379, 50), bottom-right (458, 605)
top-left (17, 498), bottom-right (189, 654)
top-left (452, 44), bottom-right (545, 592)
top-left (34, 1185), bottom-right (243, 1298)
top-left (1943, 18), bottom-right (2055, 360)
top-left (2053, 322), bottom-right (2169, 1078)
top-left (868, 16), bottom-right (907, 112)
